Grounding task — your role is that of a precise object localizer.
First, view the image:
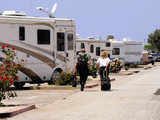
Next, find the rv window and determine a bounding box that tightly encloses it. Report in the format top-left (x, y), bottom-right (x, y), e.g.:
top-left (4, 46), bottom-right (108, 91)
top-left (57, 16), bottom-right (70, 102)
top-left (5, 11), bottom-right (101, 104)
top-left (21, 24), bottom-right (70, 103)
top-left (106, 42), bottom-right (111, 47)
top-left (57, 32), bottom-right (65, 51)
top-left (90, 44), bottom-right (94, 53)
top-left (37, 29), bottom-right (50, 44)
top-left (96, 47), bottom-right (100, 56)
top-left (112, 48), bottom-right (120, 55)
top-left (19, 26), bottom-right (25, 41)
top-left (81, 43), bottom-right (85, 49)
top-left (68, 34), bottom-right (73, 50)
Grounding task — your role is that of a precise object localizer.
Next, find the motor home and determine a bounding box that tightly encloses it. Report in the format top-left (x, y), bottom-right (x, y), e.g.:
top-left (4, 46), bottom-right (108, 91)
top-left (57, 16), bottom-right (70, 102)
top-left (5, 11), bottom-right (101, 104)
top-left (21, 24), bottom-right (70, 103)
top-left (76, 37), bottom-right (143, 64)
top-left (0, 11), bottom-right (76, 88)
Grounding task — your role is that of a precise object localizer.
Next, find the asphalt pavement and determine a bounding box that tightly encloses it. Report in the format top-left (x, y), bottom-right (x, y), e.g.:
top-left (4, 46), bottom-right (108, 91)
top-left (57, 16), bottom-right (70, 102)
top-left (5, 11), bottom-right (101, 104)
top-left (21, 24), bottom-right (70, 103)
top-left (6, 64), bottom-right (160, 120)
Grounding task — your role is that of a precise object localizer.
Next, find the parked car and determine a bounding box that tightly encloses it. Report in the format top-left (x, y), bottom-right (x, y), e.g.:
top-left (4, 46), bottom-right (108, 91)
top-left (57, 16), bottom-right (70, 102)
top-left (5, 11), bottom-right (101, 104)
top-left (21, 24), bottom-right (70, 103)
top-left (150, 53), bottom-right (158, 61)
top-left (148, 55), bottom-right (155, 65)
top-left (148, 55), bottom-right (154, 62)
top-left (156, 56), bottom-right (160, 62)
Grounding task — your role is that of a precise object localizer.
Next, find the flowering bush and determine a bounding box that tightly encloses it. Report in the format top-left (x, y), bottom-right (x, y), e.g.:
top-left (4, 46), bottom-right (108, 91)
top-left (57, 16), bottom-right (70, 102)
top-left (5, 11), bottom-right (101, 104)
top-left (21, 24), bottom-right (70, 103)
top-left (0, 45), bottom-right (23, 105)
top-left (110, 58), bottom-right (123, 73)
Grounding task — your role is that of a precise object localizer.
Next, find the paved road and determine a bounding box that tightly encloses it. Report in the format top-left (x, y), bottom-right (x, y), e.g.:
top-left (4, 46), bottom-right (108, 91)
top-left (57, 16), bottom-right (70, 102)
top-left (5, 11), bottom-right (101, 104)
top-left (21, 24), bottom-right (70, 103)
top-left (8, 65), bottom-right (160, 120)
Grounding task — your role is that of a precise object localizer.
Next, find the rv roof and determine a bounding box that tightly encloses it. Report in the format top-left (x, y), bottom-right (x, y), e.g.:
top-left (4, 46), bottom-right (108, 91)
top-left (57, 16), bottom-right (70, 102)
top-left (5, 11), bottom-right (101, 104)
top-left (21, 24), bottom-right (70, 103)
top-left (76, 39), bottom-right (106, 43)
top-left (0, 14), bottom-right (73, 22)
top-left (76, 38), bottom-right (142, 45)
top-left (76, 39), bottom-right (122, 43)
top-left (2, 11), bottom-right (26, 16)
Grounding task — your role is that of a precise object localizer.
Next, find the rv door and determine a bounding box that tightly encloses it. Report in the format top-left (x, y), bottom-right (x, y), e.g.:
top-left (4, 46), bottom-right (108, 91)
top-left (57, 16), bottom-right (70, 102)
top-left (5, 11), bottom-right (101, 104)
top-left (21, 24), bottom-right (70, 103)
top-left (66, 32), bottom-right (75, 71)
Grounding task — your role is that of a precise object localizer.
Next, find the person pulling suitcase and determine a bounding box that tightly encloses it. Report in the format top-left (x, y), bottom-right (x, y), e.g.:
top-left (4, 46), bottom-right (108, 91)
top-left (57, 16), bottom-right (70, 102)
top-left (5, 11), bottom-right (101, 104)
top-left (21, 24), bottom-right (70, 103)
top-left (96, 51), bottom-right (111, 91)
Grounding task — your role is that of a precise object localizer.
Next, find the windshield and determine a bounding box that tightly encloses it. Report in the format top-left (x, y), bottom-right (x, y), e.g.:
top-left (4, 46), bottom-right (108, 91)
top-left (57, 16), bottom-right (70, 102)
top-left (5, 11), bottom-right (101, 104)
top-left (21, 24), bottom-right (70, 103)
top-left (150, 53), bottom-right (158, 56)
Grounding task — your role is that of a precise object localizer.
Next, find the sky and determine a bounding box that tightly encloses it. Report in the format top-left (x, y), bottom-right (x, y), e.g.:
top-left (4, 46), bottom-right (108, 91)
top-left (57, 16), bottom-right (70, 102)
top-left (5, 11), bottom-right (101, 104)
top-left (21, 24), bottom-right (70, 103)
top-left (0, 0), bottom-right (160, 43)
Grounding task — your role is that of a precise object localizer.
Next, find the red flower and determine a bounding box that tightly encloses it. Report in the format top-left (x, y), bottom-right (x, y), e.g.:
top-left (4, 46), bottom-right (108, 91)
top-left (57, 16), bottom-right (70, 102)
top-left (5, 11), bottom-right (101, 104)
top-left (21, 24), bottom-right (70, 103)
top-left (21, 58), bottom-right (25, 62)
top-left (0, 77), bottom-right (2, 80)
top-left (1, 45), bottom-right (5, 49)
top-left (3, 76), bottom-right (7, 80)
top-left (9, 78), bottom-right (13, 84)
top-left (14, 76), bottom-right (18, 80)
top-left (6, 44), bottom-right (9, 47)
top-left (0, 68), bottom-right (5, 71)
top-left (11, 47), bottom-right (15, 50)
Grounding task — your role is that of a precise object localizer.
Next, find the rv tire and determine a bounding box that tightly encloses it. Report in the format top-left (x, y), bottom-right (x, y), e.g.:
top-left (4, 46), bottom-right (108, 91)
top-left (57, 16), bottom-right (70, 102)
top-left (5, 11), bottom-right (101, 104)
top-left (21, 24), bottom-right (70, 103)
top-left (48, 69), bottom-right (62, 85)
top-left (13, 82), bottom-right (25, 89)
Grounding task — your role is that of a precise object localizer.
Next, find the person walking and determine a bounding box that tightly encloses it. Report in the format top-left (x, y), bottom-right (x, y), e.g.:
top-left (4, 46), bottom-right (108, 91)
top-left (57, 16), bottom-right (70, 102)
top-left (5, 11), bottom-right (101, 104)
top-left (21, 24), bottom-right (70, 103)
top-left (74, 48), bottom-right (90, 91)
top-left (96, 51), bottom-right (111, 90)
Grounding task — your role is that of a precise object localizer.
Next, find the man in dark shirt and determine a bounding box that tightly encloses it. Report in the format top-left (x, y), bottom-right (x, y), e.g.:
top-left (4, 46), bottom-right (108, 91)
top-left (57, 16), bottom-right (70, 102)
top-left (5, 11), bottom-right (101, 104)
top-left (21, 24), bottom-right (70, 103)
top-left (74, 48), bottom-right (90, 91)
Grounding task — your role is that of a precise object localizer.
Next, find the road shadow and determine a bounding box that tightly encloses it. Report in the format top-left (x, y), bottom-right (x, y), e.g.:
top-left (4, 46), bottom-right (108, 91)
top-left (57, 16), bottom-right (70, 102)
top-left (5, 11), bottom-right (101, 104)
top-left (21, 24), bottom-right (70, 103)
top-left (154, 89), bottom-right (160, 95)
top-left (0, 104), bottom-right (28, 107)
top-left (9, 86), bottom-right (33, 91)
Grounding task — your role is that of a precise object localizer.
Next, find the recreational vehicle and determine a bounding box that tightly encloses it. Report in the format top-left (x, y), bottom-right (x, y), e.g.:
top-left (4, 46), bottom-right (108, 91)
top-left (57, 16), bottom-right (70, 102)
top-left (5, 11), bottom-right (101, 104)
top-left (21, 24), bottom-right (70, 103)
top-left (76, 38), bottom-right (143, 64)
top-left (0, 11), bottom-right (76, 88)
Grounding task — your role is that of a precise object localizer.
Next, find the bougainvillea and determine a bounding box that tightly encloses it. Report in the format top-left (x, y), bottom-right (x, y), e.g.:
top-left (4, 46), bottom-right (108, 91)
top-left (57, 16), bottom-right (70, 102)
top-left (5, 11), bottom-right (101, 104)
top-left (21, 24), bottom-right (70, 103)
top-left (110, 58), bottom-right (123, 73)
top-left (0, 44), bottom-right (23, 105)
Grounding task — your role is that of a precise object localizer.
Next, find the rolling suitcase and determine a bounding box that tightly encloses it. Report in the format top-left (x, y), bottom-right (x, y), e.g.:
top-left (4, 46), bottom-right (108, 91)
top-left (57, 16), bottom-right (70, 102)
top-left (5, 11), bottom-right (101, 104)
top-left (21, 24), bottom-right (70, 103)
top-left (101, 73), bottom-right (111, 91)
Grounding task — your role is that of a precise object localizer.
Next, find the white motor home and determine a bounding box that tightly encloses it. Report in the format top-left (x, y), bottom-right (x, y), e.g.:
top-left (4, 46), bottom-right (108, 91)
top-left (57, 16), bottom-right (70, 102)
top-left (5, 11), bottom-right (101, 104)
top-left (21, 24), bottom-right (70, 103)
top-left (0, 11), bottom-right (76, 88)
top-left (76, 37), bottom-right (143, 64)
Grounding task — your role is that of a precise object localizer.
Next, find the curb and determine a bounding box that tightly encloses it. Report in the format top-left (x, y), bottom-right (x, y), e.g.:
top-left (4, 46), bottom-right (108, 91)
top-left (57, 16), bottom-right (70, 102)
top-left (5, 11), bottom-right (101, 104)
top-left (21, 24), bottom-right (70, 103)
top-left (85, 83), bottom-right (99, 88)
top-left (124, 71), bottom-right (140, 75)
top-left (24, 78), bottom-right (116, 90)
top-left (125, 72), bottom-right (134, 75)
top-left (133, 70), bottom-right (140, 73)
top-left (0, 104), bottom-right (36, 118)
top-left (111, 70), bottom-right (140, 76)
top-left (144, 66), bottom-right (152, 70)
top-left (85, 78), bottom-right (116, 88)
top-left (31, 86), bottom-right (77, 90)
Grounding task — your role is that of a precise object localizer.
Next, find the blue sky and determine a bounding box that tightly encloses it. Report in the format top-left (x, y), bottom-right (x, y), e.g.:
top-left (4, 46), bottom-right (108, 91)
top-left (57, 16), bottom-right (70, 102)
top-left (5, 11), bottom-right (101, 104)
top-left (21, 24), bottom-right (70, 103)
top-left (0, 0), bottom-right (160, 42)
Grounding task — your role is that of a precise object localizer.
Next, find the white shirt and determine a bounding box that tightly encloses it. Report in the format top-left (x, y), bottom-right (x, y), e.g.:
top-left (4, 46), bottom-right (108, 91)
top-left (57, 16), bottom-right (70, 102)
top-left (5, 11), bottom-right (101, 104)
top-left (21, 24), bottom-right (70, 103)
top-left (97, 57), bottom-right (110, 67)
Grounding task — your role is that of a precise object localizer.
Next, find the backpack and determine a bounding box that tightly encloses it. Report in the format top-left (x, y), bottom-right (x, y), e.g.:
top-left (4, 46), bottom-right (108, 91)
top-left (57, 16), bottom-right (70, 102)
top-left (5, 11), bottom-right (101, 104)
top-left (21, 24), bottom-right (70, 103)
top-left (76, 54), bottom-right (88, 74)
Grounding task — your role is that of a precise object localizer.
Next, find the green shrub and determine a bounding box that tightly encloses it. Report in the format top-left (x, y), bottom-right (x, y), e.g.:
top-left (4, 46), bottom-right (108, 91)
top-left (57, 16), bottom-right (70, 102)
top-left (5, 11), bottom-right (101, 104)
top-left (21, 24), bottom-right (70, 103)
top-left (124, 66), bottom-right (129, 71)
top-left (89, 60), bottom-right (97, 77)
top-left (124, 63), bottom-right (139, 71)
top-left (55, 72), bottom-right (80, 86)
top-left (129, 63), bottom-right (139, 68)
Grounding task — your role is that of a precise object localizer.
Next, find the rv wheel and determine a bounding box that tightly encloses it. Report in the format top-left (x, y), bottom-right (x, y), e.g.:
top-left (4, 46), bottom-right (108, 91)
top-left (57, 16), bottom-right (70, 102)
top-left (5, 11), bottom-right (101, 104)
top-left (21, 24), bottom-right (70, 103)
top-left (13, 82), bottom-right (25, 89)
top-left (48, 69), bottom-right (62, 85)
